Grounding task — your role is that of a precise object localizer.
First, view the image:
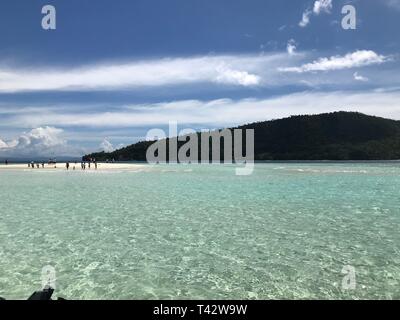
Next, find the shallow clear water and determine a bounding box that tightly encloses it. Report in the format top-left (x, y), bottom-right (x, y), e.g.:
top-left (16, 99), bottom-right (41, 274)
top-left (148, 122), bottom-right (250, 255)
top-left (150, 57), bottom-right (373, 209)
top-left (0, 163), bottom-right (399, 299)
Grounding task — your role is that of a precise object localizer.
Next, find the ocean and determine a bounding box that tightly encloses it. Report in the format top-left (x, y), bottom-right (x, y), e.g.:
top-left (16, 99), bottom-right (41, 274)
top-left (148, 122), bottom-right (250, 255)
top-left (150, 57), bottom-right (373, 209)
top-left (0, 163), bottom-right (399, 299)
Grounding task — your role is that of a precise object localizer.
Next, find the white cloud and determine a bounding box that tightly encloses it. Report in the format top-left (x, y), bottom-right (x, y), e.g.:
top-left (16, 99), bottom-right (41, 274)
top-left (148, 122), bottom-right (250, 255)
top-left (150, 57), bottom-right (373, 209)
top-left (287, 39), bottom-right (297, 55)
top-left (18, 127), bottom-right (65, 148)
top-left (100, 139), bottom-right (114, 153)
top-left (299, 9), bottom-right (312, 27)
top-left (0, 126), bottom-right (77, 157)
top-left (385, 0), bottom-right (400, 10)
top-left (279, 50), bottom-right (388, 73)
top-left (0, 138), bottom-right (8, 149)
top-left (0, 55), bottom-right (281, 93)
top-left (215, 65), bottom-right (260, 86)
top-left (7, 91), bottom-right (400, 130)
top-left (0, 51), bottom-right (394, 94)
top-left (353, 72), bottom-right (369, 82)
top-left (299, 0), bottom-right (333, 27)
top-left (278, 25), bottom-right (286, 31)
top-left (313, 0), bottom-right (333, 15)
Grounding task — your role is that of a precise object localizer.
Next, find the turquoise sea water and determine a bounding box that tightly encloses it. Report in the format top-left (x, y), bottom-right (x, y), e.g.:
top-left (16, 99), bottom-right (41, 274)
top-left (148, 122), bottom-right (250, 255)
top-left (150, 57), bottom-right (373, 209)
top-left (0, 163), bottom-right (399, 299)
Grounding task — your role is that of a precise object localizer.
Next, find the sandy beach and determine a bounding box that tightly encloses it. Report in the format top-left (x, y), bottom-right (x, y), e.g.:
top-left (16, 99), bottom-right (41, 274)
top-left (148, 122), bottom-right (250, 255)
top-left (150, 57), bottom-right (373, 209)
top-left (0, 162), bottom-right (146, 171)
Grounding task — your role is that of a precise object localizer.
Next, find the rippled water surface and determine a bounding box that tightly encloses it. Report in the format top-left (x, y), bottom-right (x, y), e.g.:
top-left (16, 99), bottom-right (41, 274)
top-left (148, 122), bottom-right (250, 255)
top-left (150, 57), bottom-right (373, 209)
top-left (0, 163), bottom-right (399, 299)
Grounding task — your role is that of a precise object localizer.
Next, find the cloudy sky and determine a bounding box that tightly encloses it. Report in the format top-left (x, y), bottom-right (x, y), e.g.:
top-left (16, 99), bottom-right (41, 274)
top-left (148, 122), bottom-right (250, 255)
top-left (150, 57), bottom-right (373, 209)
top-left (0, 0), bottom-right (399, 158)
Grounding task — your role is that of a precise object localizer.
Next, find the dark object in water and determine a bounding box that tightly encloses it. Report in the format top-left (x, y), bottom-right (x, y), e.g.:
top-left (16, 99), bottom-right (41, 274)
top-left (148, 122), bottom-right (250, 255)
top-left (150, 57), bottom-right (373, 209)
top-left (28, 286), bottom-right (54, 300)
top-left (0, 286), bottom-right (65, 300)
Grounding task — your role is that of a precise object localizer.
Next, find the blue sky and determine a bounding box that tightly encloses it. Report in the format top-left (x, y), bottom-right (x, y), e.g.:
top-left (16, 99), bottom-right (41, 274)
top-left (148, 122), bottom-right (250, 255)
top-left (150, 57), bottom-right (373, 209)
top-left (0, 0), bottom-right (399, 158)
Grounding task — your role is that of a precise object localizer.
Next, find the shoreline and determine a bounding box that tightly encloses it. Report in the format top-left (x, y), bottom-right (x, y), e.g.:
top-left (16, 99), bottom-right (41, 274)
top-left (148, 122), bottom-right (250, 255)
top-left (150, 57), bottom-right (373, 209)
top-left (0, 160), bottom-right (399, 172)
top-left (0, 162), bottom-right (146, 171)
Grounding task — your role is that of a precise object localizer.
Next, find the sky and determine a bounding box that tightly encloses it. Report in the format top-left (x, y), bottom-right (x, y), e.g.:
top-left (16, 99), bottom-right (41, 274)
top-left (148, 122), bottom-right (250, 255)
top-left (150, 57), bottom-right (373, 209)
top-left (0, 0), bottom-right (399, 158)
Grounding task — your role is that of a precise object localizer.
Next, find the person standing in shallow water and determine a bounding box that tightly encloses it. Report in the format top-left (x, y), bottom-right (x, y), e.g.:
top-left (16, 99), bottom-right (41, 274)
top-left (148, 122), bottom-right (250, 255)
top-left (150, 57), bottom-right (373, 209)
top-left (5, 159), bottom-right (8, 165)
top-left (66, 162), bottom-right (70, 170)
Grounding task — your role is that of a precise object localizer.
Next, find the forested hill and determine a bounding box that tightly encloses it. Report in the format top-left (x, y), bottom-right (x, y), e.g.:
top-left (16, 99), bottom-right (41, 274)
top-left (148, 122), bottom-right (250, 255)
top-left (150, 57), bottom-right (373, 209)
top-left (83, 112), bottom-right (400, 161)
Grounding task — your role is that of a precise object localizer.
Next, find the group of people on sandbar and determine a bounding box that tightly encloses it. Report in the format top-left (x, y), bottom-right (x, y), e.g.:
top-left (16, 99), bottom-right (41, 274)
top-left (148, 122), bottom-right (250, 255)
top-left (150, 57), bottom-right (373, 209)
top-left (26, 158), bottom-right (98, 170)
top-left (28, 161), bottom-right (46, 169)
top-left (28, 158), bottom-right (57, 169)
top-left (66, 158), bottom-right (98, 171)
